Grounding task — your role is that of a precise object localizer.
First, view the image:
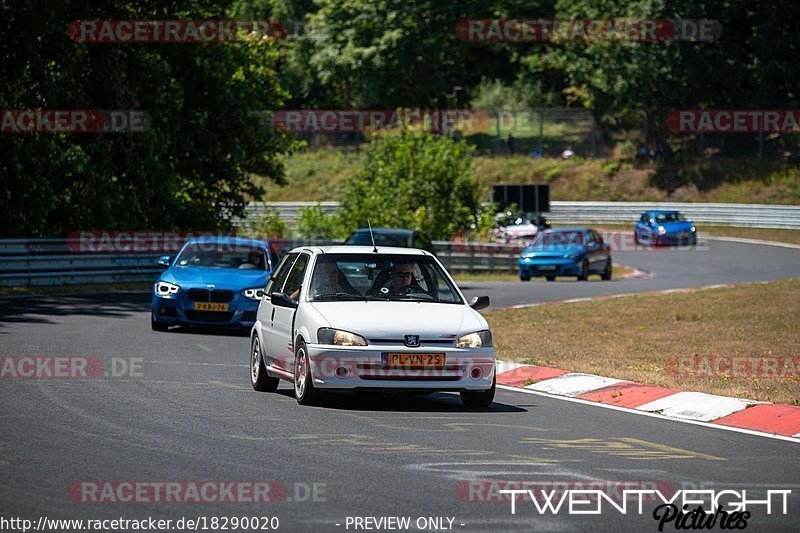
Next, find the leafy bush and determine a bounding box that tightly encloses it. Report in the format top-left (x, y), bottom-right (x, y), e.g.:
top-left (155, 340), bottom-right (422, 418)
top-left (239, 208), bottom-right (289, 239)
top-left (295, 204), bottom-right (347, 239)
top-left (336, 131), bottom-right (483, 240)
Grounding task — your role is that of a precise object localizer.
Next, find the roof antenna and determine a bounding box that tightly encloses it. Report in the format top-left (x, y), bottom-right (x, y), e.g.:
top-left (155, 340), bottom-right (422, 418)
top-left (368, 220), bottom-right (378, 253)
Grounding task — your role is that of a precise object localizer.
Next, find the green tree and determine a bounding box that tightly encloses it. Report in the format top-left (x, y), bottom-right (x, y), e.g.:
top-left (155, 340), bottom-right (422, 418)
top-left (0, 0), bottom-right (293, 236)
top-left (336, 131), bottom-right (482, 240)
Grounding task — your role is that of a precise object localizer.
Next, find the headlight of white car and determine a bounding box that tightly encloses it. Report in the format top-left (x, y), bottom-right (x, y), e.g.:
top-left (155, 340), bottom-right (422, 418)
top-left (155, 281), bottom-right (180, 297)
top-left (242, 287), bottom-right (265, 300)
top-left (317, 328), bottom-right (367, 346)
top-left (456, 330), bottom-right (493, 348)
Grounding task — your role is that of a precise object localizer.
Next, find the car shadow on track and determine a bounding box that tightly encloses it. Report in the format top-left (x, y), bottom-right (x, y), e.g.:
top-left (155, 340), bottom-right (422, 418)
top-left (0, 291), bottom-right (150, 330)
top-left (164, 325), bottom-right (250, 337)
top-left (272, 388), bottom-right (526, 413)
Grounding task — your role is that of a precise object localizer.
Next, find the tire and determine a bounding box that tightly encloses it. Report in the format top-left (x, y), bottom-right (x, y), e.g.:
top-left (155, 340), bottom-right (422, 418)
top-left (634, 232), bottom-right (640, 245)
top-left (545, 276), bottom-right (556, 282)
top-left (691, 235), bottom-right (697, 246)
top-left (519, 274), bottom-right (531, 282)
top-left (251, 336), bottom-right (279, 392)
top-left (460, 374), bottom-right (495, 409)
top-left (151, 314), bottom-right (169, 332)
top-left (601, 259), bottom-right (612, 281)
top-left (577, 260), bottom-right (589, 281)
top-left (294, 341), bottom-right (323, 405)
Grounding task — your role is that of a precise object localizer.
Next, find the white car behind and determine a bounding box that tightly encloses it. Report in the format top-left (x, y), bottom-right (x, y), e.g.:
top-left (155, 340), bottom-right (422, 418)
top-left (249, 246), bottom-right (496, 407)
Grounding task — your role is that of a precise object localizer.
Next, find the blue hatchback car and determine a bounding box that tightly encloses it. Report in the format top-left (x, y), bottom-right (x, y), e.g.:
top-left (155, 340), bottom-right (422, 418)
top-left (518, 228), bottom-right (612, 281)
top-left (634, 210), bottom-right (697, 246)
top-left (151, 236), bottom-right (277, 331)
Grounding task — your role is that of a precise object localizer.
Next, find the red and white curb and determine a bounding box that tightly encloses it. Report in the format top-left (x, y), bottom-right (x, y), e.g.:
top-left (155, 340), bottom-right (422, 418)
top-left (495, 362), bottom-right (800, 442)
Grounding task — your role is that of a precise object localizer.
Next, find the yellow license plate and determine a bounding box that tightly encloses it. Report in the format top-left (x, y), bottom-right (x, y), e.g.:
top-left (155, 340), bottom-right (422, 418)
top-left (383, 353), bottom-right (445, 368)
top-left (193, 302), bottom-right (228, 312)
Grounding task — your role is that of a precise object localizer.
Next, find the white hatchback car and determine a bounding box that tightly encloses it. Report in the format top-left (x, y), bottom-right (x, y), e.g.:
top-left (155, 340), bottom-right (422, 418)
top-left (249, 246), bottom-right (496, 407)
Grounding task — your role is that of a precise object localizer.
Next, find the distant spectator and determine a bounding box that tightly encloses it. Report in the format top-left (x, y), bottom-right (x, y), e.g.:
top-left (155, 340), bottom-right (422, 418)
top-left (561, 145), bottom-right (574, 159)
top-left (507, 133), bottom-right (517, 155)
top-left (529, 147), bottom-right (542, 158)
top-left (636, 143), bottom-right (650, 160)
top-left (655, 141), bottom-right (672, 159)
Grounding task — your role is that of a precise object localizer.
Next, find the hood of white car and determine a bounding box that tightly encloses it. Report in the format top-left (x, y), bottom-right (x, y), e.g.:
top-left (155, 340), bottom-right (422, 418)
top-left (309, 301), bottom-right (486, 339)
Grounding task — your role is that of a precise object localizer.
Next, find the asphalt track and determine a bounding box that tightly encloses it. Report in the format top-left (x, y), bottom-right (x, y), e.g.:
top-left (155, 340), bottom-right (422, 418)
top-left (1, 238), bottom-right (799, 532)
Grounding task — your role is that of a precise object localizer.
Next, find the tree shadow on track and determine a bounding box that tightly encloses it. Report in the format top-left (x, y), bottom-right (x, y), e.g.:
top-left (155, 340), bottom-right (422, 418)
top-left (273, 388), bottom-right (526, 413)
top-left (0, 292), bottom-right (150, 331)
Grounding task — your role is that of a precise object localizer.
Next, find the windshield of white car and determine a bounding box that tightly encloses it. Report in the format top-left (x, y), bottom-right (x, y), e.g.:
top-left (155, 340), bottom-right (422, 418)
top-left (175, 244), bottom-right (267, 270)
top-left (309, 254), bottom-right (463, 304)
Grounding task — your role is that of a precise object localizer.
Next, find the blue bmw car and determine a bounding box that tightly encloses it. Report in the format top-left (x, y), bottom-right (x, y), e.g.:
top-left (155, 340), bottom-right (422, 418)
top-left (151, 236), bottom-right (277, 331)
top-left (634, 210), bottom-right (697, 246)
top-left (518, 228), bottom-right (612, 281)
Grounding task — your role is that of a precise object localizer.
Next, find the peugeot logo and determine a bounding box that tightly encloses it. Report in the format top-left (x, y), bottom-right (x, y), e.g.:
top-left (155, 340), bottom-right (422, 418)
top-left (404, 335), bottom-right (420, 347)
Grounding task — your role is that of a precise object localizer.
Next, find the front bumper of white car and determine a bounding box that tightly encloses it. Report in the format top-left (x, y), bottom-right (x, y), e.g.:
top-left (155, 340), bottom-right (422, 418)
top-left (305, 343), bottom-right (496, 392)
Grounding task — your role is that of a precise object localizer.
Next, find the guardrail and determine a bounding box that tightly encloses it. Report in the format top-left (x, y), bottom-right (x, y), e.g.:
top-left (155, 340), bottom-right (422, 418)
top-left (244, 201), bottom-right (800, 229)
top-left (0, 237), bottom-right (522, 287)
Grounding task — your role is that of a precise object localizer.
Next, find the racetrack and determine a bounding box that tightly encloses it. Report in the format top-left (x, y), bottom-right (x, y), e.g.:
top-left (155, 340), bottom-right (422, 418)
top-left (1, 238), bottom-right (799, 532)
top-left (460, 238), bottom-right (800, 308)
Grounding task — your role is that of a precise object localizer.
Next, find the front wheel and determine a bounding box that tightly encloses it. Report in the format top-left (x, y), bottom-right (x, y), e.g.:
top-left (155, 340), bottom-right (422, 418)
top-left (545, 276), bottom-right (556, 282)
top-left (577, 260), bottom-right (589, 281)
top-left (601, 259), bottom-right (613, 281)
top-left (294, 341), bottom-right (323, 405)
top-left (460, 374), bottom-right (495, 409)
top-left (251, 336), bottom-right (279, 392)
top-left (519, 274), bottom-right (531, 282)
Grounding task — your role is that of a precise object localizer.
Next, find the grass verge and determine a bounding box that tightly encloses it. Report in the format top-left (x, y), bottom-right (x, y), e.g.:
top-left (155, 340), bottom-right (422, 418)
top-left (485, 278), bottom-right (800, 404)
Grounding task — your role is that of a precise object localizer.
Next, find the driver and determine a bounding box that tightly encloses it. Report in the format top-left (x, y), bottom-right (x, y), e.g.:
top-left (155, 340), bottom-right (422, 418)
top-left (387, 262), bottom-right (419, 295)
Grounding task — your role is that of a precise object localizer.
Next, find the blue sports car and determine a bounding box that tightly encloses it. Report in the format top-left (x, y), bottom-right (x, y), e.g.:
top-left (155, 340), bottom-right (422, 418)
top-left (634, 210), bottom-right (697, 246)
top-left (518, 228), bottom-right (612, 281)
top-left (151, 236), bottom-right (277, 331)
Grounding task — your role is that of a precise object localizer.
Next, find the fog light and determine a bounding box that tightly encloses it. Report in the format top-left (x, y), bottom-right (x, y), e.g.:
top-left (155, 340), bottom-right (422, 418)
top-left (470, 367), bottom-right (482, 379)
top-left (335, 366), bottom-right (349, 378)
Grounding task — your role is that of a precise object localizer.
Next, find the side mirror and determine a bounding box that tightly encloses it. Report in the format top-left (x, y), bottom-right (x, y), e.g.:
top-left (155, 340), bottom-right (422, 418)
top-left (587, 241), bottom-right (598, 250)
top-left (271, 292), bottom-right (298, 309)
top-left (157, 255), bottom-right (171, 267)
top-left (469, 295), bottom-right (490, 311)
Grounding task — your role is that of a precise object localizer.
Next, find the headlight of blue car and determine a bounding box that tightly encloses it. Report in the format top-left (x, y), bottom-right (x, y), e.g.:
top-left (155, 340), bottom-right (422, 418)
top-left (155, 281), bottom-right (180, 297)
top-left (242, 287), bottom-right (265, 300)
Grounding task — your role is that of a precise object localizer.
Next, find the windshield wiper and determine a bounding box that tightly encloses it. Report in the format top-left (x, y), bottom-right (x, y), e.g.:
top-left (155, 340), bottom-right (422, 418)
top-left (312, 293), bottom-right (367, 301)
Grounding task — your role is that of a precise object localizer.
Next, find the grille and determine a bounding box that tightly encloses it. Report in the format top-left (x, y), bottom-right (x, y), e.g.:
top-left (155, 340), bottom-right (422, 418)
top-left (368, 339), bottom-right (455, 346)
top-left (184, 311), bottom-right (234, 323)
top-left (210, 289), bottom-right (234, 302)
top-left (187, 288), bottom-right (210, 301)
